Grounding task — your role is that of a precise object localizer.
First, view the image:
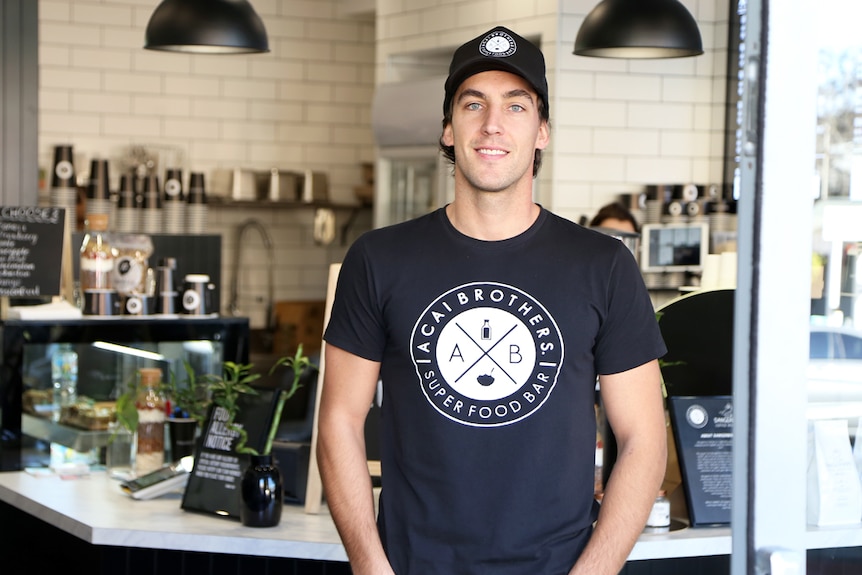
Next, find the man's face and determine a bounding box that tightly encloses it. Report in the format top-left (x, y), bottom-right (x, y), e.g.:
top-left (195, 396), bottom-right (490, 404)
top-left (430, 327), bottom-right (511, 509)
top-left (442, 70), bottom-right (549, 195)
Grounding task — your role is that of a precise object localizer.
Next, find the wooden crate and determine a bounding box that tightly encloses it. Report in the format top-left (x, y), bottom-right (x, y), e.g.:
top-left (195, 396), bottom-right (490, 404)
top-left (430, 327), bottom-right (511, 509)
top-left (272, 300), bottom-right (326, 357)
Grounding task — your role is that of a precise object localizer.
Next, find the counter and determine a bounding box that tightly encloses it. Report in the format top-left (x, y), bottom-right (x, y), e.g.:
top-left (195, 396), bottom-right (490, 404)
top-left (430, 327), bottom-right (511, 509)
top-left (0, 469), bottom-right (732, 568)
top-left (0, 470), bottom-right (346, 562)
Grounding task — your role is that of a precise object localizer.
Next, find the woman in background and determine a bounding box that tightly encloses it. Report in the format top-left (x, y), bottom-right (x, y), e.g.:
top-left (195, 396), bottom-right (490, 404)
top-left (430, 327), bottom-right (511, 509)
top-left (589, 202), bottom-right (640, 234)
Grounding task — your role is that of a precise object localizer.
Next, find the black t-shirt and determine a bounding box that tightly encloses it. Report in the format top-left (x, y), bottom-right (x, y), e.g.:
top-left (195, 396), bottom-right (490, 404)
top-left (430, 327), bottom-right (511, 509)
top-left (325, 207), bottom-right (666, 575)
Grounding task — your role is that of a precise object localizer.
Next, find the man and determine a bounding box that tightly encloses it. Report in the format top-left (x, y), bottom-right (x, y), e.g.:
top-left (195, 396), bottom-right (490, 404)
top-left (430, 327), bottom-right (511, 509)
top-left (317, 26), bottom-right (667, 575)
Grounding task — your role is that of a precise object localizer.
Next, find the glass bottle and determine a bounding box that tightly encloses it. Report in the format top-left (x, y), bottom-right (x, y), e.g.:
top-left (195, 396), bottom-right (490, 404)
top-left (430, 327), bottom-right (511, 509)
top-left (51, 343), bottom-right (78, 422)
top-left (106, 421), bottom-right (135, 479)
top-left (79, 213), bottom-right (114, 291)
top-left (135, 367), bottom-right (166, 476)
top-left (645, 489), bottom-right (671, 530)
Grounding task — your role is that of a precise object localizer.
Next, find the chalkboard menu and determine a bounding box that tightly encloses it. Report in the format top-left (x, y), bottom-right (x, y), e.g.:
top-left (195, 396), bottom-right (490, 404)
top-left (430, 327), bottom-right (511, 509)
top-left (669, 395), bottom-right (734, 526)
top-left (181, 389), bottom-right (278, 519)
top-left (0, 207), bottom-right (65, 297)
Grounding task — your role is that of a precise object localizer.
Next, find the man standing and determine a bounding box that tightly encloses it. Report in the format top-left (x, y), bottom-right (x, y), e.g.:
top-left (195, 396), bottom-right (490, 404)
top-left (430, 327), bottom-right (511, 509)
top-left (317, 26), bottom-right (667, 575)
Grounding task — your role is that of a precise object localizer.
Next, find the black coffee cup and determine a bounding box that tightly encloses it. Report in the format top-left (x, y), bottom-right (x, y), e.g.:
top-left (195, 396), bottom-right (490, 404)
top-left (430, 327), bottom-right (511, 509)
top-left (187, 172), bottom-right (207, 205)
top-left (87, 159), bottom-right (110, 200)
top-left (143, 173), bottom-right (161, 208)
top-left (51, 144), bottom-right (76, 188)
top-left (164, 168), bottom-right (184, 202)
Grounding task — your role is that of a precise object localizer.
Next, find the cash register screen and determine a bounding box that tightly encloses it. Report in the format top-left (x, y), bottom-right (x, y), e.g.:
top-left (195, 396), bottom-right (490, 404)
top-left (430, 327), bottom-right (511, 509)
top-left (640, 222), bottom-right (709, 273)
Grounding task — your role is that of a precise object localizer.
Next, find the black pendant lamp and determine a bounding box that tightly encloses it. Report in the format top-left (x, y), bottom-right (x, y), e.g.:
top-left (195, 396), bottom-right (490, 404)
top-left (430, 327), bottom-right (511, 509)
top-left (574, 0), bottom-right (703, 59)
top-left (144, 0), bottom-right (269, 54)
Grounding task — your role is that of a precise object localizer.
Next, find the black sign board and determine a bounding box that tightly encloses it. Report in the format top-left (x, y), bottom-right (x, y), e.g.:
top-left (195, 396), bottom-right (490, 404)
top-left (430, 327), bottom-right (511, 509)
top-left (0, 207), bottom-right (65, 297)
top-left (669, 395), bottom-right (734, 526)
top-left (181, 389), bottom-right (277, 518)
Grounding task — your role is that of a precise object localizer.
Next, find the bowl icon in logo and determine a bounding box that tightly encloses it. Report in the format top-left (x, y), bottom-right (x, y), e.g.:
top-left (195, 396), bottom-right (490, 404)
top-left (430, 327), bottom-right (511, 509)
top-left (477, 373), bottom-right (495, 387)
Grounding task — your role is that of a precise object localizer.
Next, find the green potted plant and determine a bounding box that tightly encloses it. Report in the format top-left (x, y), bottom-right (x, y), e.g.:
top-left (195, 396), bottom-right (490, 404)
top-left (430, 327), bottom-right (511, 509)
top-left (110, 361), bottom-right (233, 466)
top-left (201, 344), bottom-right (316, 457)
top-left (106, 370), bottom-right (147, 476)
top-left (229, 344), bottom-right (317, 527)
top-left (163, 363), bottom-right (216, 460)
top-left (168, 363), bottom-right (213, 425)
top-left (258, 344), bottom-right (316, 456)
top-left (112, 365), bottom-right (210, 443)
top-left (109, 367), bottom-right (170, 476)
top-left (200, 360), bottom-right (262, 454)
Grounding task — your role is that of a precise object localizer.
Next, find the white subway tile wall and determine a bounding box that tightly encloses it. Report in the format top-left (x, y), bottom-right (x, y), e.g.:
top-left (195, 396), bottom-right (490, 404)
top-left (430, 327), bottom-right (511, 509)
top-left (38, 0), bottom-right (729, 316)
top-left (38, 0), bottom-right (376, 316)
top-left (39, 0), bottom-right (375, 194)
top-left (375, 0), bottom-right (729, 223)
top-left (554, 0), bottom-right (729, 222)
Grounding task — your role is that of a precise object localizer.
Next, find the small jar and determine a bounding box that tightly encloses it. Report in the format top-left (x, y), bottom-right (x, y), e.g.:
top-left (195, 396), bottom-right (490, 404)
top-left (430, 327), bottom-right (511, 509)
top-left (645, 490), bottom-right (671, 530)
top-left (135, 367), bottom-right (166, 475)
top-left (80, 213), bottom-right (114, 291)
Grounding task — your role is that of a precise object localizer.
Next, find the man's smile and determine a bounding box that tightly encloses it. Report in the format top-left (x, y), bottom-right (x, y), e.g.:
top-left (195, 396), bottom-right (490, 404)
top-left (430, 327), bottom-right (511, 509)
top-left (476, 147), bottom-right (508, 156)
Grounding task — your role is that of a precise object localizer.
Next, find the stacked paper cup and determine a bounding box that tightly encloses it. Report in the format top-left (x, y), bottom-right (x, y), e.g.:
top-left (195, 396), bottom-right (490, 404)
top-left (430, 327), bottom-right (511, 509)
top-left (141, 173), bottom-right (162, 235)
top-left (186, 172), bottom-right (208, 234)
top-left (115, 173), bottom-right (138, 233)
top-left (86, 159), bottom-right (112, 220)
top-left (163, 168), bottom-right (185, 234)
top-left (49, 145), bottom-right (78, 234)
top-left (708, 201), bottom-right (734, 233)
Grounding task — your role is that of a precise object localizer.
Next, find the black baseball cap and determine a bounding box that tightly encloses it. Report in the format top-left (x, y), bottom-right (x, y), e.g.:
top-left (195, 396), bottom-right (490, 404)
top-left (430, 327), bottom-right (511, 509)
top-left (443, 26), bottom-right (549, 117)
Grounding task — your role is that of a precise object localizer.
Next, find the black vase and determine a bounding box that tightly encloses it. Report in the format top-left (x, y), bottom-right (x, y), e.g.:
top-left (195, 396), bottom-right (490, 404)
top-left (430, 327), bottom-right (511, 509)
top-left (240, 454), bottom-right (283, 527)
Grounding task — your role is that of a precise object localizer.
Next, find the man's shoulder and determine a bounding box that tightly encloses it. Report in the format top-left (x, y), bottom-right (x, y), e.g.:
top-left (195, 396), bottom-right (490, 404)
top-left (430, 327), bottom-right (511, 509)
top-left (354, 209), bottom-right (443, 248)
top-left (541, 209), bottom-right (626, 248)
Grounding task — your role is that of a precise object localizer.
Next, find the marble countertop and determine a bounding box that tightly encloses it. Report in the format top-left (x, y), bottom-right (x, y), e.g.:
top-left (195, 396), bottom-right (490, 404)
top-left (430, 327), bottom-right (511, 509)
top-left (0, 470), bottom-right (348, 561)
top-left (0, 469), bottom-right (733, 562)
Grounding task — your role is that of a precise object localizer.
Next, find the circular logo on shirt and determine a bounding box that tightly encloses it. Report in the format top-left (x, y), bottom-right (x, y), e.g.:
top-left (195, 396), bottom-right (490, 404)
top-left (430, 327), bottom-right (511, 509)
top-left (479, 31), bottom-right (517, 58)
top-left (410, 282), bottom-right (563, 427)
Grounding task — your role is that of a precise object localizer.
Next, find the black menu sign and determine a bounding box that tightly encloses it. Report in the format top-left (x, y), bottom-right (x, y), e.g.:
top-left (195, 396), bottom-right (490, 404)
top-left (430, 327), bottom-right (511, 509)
top-left (181, 390), bottom-right (277, 519)
top-left (669, 395), bottom-right (733, 526)
top-left (0, 207), bottom-right (65, 297)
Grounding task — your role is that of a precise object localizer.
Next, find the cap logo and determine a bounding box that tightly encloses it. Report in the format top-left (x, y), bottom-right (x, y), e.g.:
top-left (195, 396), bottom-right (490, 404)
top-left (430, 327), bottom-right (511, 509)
top-left (479, 30), bottom-right (516, 58)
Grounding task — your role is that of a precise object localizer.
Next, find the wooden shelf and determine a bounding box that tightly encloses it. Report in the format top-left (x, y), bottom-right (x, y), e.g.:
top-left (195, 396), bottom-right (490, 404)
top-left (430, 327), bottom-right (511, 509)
top-left (207, 198), bottom-right (371, 211)
top-left (207, 198), bottom-right (372, 244)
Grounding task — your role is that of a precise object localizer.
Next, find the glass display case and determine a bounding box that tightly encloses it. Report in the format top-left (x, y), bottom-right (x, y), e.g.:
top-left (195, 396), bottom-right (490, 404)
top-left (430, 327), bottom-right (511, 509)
top-left (0, 317), bottom-right (249, 471)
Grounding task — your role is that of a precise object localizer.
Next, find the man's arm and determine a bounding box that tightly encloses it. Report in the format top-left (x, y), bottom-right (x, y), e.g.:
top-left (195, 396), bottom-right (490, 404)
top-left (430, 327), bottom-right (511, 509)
top-left (316, 343), bottom-right (394, 575)
top-left (569, 359), bottom-right (667, 575)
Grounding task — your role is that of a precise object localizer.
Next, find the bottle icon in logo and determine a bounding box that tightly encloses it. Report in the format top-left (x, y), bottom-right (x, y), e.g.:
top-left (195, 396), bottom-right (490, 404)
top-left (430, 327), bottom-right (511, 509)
top-left (481, 319), bottom-right (491, 340)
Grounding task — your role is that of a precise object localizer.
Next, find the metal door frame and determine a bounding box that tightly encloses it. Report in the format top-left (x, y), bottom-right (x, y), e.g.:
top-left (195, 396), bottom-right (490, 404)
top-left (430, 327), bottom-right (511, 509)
top-left (732, 0), bottom-right (818, 572)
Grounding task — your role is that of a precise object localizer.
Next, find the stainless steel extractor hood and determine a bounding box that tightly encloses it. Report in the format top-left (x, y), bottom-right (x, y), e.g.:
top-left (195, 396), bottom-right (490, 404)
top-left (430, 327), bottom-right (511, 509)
top-left (371, 76), bottom-right (446, 148)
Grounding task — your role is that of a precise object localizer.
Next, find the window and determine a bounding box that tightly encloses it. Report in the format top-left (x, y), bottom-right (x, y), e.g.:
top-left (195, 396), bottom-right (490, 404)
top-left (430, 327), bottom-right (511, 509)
top-left (810, 331), bottom-right (831, 359)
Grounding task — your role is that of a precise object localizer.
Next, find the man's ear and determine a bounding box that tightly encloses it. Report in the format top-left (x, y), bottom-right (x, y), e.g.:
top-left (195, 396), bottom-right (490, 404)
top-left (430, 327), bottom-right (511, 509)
top-left (441, 122), bottom-right (454, 147)
top-left (535, 120), bottom-right (550, 151)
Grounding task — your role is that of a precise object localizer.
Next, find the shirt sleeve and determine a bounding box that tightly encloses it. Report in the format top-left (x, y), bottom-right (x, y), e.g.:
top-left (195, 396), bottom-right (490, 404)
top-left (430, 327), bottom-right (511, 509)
top-left (593, 242), bottom-right (667, 375)
top-left (323, 237), bottom-right (387, 362)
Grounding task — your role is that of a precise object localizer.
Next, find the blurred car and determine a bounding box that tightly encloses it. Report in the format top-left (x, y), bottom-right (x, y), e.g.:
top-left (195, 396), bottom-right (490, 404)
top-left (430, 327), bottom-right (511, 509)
top-left (807, 325), bottom-right (862, 404)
